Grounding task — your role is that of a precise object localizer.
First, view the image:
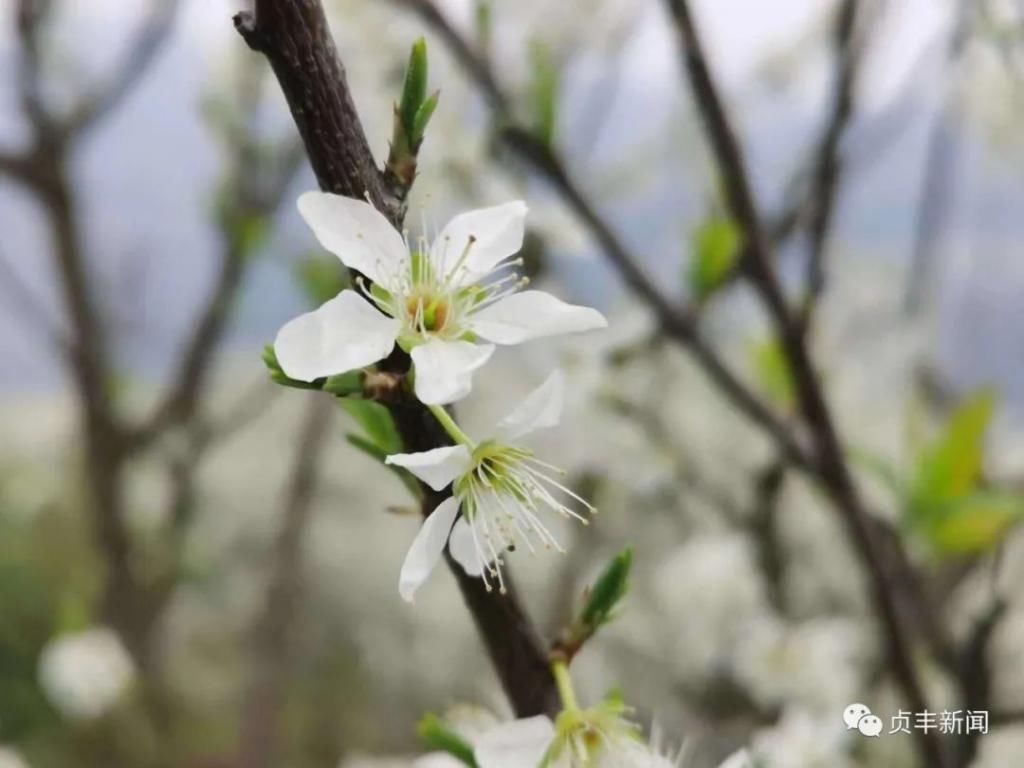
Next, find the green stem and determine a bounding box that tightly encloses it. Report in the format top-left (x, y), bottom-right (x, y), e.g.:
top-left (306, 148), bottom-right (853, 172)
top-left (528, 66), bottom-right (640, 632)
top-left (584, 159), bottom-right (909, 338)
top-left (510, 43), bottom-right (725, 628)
top-left (551, 659), bottom-right (580, 713)
top-left (428, 403), bottom-right (476, 448)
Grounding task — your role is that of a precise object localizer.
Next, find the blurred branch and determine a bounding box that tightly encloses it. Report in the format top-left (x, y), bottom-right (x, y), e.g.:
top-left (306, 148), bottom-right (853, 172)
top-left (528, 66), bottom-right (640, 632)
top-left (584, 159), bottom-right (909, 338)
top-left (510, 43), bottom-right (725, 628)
top-left (233, 0), bottom-right (560, 718)
top-left (795, 0), bottom-right (867, 335)
top-left (394, 0), bottom-right (810, 473)
top-left (239, 396), bottom-right (333, 768)
top-left (63, 0), bottom-right (181, 136)
top-left (904, 0), bottom-right (974, 317)
top-left (662, 3), bottom-right (949, 767)
top-left (0, 245), bottom-right (68, 354)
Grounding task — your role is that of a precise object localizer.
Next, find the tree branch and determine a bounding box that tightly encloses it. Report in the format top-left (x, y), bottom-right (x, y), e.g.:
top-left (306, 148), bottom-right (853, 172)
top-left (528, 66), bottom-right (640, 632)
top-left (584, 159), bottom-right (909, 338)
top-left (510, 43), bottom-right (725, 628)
top-left (233, 0), bottom-right (559, 717)
top-left (662, 3), bottom-right (949, 767)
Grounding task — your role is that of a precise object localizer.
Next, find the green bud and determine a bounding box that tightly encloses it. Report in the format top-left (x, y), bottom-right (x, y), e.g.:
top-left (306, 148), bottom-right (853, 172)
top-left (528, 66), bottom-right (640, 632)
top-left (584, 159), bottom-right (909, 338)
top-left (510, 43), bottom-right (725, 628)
top-left (400, 38), bottom-right (429, 136)
top-left (581, 547), bottom-right (632, 629)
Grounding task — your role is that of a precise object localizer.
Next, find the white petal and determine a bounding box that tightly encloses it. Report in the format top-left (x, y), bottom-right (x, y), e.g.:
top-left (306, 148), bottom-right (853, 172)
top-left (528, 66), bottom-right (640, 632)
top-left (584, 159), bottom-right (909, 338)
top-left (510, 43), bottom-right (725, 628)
top-left (297, 191), bottom-right (408, 285)
top-left (411, 340), bottom-right (496, 405)
top-left (448, 517), bottom-right (484, 577)
top-left (475, 716), bottom-right (556, 768)
top-left (496, 370), bottom-right (564, 441)
top-left (274, 290), bottom-right (399, 381)
top-left (429, 201), bottom-right (527, 284)
top-left (385, 445), bottom-right (473, 492)
top-left (471, 290), bottom-right (607, 345)
top-left (399, 496), bottom-right (460, 603)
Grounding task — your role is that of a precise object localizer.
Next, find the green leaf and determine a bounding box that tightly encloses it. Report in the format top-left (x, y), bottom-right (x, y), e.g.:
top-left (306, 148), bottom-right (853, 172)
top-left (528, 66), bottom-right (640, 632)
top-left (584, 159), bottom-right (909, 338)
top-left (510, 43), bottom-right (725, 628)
top-left (910, 389), bottom-right (996, 513)
top-left (296, 255), bottom-right (350, 307)
top-left (400, 38), bottom-right (429, 136)
top-left (528, 39), bottom-right (559, 146)
top-left (411, 90), bottom-right (440, 146)
top-left (749, 338), bottom-right (794, 410)
top-left (581, 547), bottom-right (633, 629)
top-left (340, 398), bottom-right (403, 455)
top-left (925, 492), bottom-right (1023, 555)
top-left (687, 216), bottom-right (741, 300)
top-left (346, 435), bottom-right (422, 500)
top-left (418, 713), bottom-right (479, 768)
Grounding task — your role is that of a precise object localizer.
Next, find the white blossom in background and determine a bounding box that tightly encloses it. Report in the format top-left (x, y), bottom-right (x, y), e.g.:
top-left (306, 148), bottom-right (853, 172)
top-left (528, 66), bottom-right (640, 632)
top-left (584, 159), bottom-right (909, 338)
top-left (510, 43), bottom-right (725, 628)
top-left (38, 627), bottom-right (135, 720)
top-left (387, 371), bottom-right (595, 600)
top-left (750, 707), bottom-right (853, 768)
top-left (274, 194), bottom-right (606, 404)
top-left (0, 748), bottom-right (30, 768)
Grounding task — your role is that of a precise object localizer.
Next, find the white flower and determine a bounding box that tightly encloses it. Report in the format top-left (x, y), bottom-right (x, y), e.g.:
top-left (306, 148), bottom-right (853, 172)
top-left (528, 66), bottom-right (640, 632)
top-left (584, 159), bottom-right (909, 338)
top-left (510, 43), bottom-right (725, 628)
top-left (425, 711), bottom-right (751, 768)
top-left (38, 626), bottom-right (135, 720)
top-left (274, 193), bottom-right (607, 405)
top-left (386, 371), bottom-right (593, 601)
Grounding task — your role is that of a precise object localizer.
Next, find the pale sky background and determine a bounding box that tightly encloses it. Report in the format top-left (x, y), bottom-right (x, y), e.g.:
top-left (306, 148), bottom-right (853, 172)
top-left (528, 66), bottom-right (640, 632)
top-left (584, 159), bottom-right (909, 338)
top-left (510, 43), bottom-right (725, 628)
top-left (2, 0), bottom-right (1023, 408)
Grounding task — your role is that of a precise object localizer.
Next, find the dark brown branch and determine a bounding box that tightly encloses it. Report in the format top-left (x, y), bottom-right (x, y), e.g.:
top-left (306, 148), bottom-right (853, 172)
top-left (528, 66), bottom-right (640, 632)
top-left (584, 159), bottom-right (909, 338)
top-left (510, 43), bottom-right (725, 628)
top-left (663, 3), bottom-right (949, 767)
top-left (234, 1), bottom-right (396, 221)
top-left (234, 0), bottom-right (558, 717)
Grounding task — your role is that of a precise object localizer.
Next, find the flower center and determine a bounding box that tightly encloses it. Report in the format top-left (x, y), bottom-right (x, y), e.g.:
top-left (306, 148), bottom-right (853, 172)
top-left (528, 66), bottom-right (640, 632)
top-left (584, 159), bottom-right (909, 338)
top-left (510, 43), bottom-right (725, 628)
top-left (404, 291), bottom-right (449, 332)
top-left (452, 441), bottom-right (596, 595)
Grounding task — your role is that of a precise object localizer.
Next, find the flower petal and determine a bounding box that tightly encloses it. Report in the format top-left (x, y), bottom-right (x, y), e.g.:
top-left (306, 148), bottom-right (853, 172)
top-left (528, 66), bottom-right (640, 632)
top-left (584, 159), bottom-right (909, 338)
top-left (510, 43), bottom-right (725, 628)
top-left (496, 370), bottom-right (564, 441)
top-left (274, 289), bottom-right (399, 381)
top-left (411, 340), bottom-right (495, 405)
top-left (297, 191), bottom-right (408, 285)
top-left (475, 716), bottom-right (556, 768)
top-left (470, 290), bottom-right (607, 345)
top-left (448, 517), bottom-right (484, 577)
top-left (399, 496), bottom-right (460, 603)
top-left (429, 201), bottom-right (527, 284)
top-left (386, 445), bottom-right (473, 492)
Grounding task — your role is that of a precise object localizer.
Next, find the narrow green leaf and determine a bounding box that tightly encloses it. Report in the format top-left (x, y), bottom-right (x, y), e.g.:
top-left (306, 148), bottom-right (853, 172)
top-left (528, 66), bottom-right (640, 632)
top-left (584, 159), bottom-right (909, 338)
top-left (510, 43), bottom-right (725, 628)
top-left (340, 399), bottom-right (404, 455)
top-left (529, 39), bottom-right (558, 146)
top-left (910, 389), bottom-right (996, 512)
top-left (411, 90), bottom-right (440, 146)
top-left (323, 371), bottom-right (363, 397)
top-left (687, 216), bottom-right (741, 301)
top-left (581, 547), bottom-right (632, 629)
top-left (749, 338), bottom-right (794, 410)
top-left (400, 37), bottom-right (429, 135)
top-left (926, 492), bottom-right (1023, 555)
top-left (418, 714), bottom-right (479, 768)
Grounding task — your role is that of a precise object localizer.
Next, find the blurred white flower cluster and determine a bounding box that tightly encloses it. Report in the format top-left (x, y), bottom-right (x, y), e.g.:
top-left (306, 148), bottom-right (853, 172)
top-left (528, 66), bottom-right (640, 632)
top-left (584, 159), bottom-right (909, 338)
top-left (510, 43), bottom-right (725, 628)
top-left (37, 627), bottom-right (135, 721)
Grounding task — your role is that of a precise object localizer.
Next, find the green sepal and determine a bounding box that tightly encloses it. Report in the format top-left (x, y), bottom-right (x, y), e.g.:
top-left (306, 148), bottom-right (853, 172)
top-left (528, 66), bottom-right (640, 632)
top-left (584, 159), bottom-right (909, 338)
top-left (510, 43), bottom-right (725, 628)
top-left (323, 371), bottom-right (363, 397)
top-left (417, 713), bottom-right (479, 768)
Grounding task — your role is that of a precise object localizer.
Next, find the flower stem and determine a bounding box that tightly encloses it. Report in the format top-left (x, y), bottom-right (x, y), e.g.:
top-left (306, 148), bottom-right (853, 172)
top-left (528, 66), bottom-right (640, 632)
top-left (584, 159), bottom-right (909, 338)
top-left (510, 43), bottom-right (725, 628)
top-left (551, 658), bottom-right (580, 713)
top-left (428, 404), bottom-right (476, 448)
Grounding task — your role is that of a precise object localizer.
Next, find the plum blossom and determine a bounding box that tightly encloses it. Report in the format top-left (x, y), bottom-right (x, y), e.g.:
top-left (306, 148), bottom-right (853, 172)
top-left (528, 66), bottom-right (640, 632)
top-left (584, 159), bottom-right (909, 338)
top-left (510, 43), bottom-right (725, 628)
top-left (274, 193), bottom-right (606, 404)
top-left (386, 371), bottom-right (593, 601)
top-left (414, 710), bottom-right (751, 768)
